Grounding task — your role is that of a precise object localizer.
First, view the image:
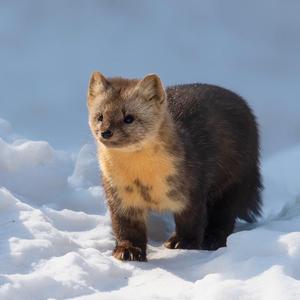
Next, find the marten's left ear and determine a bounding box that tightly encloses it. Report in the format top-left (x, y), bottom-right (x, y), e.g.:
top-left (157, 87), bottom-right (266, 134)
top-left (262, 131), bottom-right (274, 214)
top-left (137, 74), bottom-right (166, 104)
top-left (87, 71), bottom-right (109, 103)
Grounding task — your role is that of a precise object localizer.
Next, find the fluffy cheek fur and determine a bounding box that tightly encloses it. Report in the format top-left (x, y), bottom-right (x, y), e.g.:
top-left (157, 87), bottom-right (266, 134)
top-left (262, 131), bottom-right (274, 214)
top-left (123, 99), bottom-right (167, 144)
top-left (118, 111), bottom-right (161, 145)
top-left (111, 118), bottom-right (160, 147)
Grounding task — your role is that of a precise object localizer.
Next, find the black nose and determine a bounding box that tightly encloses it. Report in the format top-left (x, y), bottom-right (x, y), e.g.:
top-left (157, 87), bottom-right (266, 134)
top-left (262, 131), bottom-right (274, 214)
top-left (101, 130), bottom-right (113, 139)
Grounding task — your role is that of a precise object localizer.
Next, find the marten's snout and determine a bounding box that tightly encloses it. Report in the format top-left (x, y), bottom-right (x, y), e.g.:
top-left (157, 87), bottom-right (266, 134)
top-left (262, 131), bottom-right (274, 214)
top-left (101, 129), bottom-right (113, 139)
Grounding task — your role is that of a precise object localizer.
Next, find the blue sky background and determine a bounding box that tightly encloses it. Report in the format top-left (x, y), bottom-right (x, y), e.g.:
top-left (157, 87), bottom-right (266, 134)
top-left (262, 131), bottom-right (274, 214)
top-left (1, 0), bottom-right (299, 156)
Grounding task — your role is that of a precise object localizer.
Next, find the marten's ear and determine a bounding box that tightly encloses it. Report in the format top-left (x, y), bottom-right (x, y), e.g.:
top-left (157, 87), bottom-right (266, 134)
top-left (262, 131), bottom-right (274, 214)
top-left (136, 74), bottom-right (166, 104)
top-left (87, 71), bottom-right (109, 102)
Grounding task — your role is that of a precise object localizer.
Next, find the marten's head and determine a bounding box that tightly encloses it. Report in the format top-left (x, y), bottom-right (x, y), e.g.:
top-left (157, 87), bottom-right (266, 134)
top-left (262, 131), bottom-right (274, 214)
top-left (87, 72), bottom-right (167, 150)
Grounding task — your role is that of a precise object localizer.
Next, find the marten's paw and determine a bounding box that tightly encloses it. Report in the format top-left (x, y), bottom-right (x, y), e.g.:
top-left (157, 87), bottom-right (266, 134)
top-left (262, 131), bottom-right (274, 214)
top-left (202, 232), bottom-right (227, 250)
top-left (113, 244), bottom-right (147, 262)
top-left (164, 234), bottom-right (200, 250)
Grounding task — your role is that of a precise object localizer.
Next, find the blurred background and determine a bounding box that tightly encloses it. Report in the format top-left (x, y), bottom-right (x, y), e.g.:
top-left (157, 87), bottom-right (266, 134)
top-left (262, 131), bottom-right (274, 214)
top-left (1, 0), bottom-right (300, 157)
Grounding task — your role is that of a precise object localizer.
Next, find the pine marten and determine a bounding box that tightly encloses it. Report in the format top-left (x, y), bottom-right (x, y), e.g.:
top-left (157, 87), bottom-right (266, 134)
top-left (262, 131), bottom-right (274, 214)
top-left (87, 72), bottom-right (262, 261)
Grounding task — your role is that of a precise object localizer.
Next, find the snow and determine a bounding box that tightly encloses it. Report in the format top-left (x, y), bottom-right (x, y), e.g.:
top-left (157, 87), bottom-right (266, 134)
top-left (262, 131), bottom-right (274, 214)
top-left (1, 118), bottom-right (300, 300)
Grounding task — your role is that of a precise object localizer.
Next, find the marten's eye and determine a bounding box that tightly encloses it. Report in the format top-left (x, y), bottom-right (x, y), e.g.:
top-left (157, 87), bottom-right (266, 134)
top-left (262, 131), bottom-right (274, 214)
top-left (124, 115), bottom-right (134, 124)
top-left (97, 114), bottom-right (103, 122)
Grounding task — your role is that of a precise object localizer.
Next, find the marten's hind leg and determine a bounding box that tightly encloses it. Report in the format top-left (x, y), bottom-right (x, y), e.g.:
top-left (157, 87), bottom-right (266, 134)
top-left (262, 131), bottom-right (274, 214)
top-left (202, 184), bottom-right (242, 250)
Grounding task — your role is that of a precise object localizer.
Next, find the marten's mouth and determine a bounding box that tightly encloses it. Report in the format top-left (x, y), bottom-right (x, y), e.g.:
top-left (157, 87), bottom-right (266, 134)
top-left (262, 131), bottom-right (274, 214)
top-left (99, 139), bottom-right (122, 148)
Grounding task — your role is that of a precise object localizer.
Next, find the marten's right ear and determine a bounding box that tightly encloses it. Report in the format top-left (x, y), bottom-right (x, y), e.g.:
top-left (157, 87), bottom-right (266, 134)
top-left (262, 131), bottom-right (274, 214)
top-left (136, 74), bottom-right (166, 104)
top-left (87, 71), bottom-right (109, 103)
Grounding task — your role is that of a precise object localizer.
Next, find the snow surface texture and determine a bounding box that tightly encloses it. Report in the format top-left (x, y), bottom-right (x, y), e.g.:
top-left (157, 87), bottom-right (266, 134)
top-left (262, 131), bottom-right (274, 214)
top-left (1, 119), bottom-right (300, 300)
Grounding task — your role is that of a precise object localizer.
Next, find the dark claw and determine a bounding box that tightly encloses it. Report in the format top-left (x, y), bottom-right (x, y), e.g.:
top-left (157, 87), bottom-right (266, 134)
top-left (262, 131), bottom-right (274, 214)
top-left (164, 234), bottom-right (200, 250)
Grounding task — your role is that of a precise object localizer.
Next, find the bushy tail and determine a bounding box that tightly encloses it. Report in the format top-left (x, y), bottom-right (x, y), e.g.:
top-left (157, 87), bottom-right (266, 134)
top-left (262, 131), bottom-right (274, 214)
top-left (237, 167), bottom-right (263, 223)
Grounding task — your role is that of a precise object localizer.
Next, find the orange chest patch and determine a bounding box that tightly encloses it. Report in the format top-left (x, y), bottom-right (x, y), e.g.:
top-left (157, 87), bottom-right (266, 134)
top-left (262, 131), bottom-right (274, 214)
top-left (100, 144), bottom-right (186, 213)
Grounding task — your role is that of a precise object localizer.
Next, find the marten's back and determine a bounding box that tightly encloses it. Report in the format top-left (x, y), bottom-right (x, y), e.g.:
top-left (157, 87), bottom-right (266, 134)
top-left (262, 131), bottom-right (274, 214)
top-left (166, 83), bottom-right (262, 220)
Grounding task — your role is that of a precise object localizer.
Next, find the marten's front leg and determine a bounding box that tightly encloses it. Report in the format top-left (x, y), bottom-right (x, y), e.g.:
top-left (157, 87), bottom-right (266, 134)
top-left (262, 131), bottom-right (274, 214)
top-left (103, 178), bottom-right (147, 261)
top-left (110, 206), bottom-right (147, 261)
top-left (164, 200), bottom-right (207, 250)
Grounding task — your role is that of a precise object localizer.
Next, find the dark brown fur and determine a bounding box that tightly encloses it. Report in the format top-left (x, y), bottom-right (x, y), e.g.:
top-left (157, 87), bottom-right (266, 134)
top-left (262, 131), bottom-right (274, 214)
top-left (164, 83), bottom-right (262, 250)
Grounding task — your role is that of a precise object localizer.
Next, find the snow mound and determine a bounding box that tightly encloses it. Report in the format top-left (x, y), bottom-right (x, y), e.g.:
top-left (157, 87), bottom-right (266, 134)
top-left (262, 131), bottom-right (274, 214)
top-left (0, 122), bottom-right (103, 214)
top-left (1, 118), bottom-right (300, 300)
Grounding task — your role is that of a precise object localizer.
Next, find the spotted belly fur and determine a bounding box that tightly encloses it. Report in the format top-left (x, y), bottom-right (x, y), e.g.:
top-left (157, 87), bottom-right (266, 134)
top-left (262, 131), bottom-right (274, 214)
top-left (99, 142), bottom-right (187, 213)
